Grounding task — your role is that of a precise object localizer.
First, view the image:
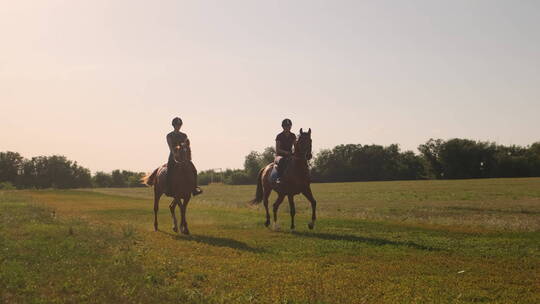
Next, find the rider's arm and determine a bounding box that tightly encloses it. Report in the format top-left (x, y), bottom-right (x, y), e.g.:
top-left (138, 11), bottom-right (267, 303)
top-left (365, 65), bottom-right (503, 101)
top-left (185, 137), bottom-right (192, 160)
top-left (166, 134), bottom-right (175, 154)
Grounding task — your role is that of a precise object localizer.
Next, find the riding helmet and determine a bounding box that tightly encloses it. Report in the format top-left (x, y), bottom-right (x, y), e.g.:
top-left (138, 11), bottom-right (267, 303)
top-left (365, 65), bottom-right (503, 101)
top-left (281, 118), bottom-right (292, 127)
top-left (172, 117), bottom-right (183, 127)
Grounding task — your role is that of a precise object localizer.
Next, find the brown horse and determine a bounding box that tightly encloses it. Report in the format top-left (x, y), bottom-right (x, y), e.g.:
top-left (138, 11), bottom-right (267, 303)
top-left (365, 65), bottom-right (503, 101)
top-left (142, 142), bottom-right (196, 234)
top-left (250, 128), bottom-right (317, 230)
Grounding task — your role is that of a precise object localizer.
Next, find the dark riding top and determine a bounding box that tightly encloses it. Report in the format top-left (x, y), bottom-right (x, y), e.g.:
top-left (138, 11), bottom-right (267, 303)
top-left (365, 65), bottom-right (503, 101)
top-left (167, 131), bottom-right (188, 167)
top-left (167, 131), bottom-right (188, 153)
top-left (275, 131), bottom-right (296, 156)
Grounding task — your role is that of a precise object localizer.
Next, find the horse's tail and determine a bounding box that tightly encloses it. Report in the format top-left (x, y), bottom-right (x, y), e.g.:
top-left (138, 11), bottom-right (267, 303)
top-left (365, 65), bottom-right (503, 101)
top-left (249, 167), bottom-right (265, 205)
top-left (141, 168), bottom-right (159, 186)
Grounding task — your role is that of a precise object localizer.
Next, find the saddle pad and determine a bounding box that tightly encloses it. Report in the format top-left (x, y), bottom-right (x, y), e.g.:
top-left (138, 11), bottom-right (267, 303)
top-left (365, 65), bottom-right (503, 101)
top-left (157, 165), bottom-right (168, 186)
top-left (268, 165), bottom-right (279, 183)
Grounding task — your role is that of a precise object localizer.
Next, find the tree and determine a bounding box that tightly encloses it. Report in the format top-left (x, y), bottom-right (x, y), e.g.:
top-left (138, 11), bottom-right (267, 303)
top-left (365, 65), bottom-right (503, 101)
top-left (111, 170), bottom-right (127, 187)
top-left (417, 138), bottom-right (540, 179)
top-left (46, 155), bottom-right (76, 188)
top-left (242, 147), bottom-right (276, 183)
top-left (311, 144), bottom-right (425, 182)
top-left (127, 173), bottom-right (145, 187)
top-left (93, 172), bottom-right (112, 188)
top-left (71, 162), bottom-right (92, 188)
top-left (244, 151), bottom-right (262, 181)
top-left (0, 151), bottom-right (23, 185)
top-left (224, 169), bottom-right (251, 185)
top-left (418, 139), bottom-right (444, 178)
top-left (528, 142), bottom-right (540, 176)
top-left (261, 147), bottom-right (276, 165)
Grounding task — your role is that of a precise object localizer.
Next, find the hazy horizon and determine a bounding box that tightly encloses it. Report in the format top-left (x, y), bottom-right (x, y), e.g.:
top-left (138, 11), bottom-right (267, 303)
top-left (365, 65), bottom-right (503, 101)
top-left (1, 1), bottom-right (539, 174)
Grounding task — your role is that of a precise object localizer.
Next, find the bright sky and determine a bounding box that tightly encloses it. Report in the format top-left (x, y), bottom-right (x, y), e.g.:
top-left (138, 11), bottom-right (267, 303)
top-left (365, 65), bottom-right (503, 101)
top-left (1, 1), bottom-right (539, 173)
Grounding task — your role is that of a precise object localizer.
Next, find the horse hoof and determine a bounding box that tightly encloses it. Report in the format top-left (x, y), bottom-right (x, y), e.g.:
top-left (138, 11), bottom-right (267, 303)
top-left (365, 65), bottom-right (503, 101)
top-left (173, 227), bottom-right (178, 233)
top-left (182, 229), bottom-right (190, 235)
top-left (273, 223), bottom-right (281, 231)
top-left (290, 226), bottom-right (295, 231)
top-left (264, 221), bottom-right (270, 227)
top-left (308, 223), bottom-right (314, 230)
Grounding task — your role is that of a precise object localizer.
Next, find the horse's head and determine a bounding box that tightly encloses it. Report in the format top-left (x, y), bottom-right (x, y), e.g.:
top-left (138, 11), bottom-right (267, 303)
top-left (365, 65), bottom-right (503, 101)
top-left (294, 128), bottom-right (312, 160)
top-left (173, 141), bottom-right (190, 163)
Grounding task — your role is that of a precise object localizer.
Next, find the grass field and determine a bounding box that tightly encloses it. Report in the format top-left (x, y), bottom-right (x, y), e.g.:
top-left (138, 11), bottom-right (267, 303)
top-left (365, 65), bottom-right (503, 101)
top-left (1, 178), bottom-right (539, 303)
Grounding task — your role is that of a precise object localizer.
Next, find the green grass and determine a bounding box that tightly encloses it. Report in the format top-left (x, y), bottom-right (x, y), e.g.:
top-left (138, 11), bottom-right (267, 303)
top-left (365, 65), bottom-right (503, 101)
top-left (0, 192), bottom-right (212, 303)
top-left (1, 178), bottom-right (539, 303)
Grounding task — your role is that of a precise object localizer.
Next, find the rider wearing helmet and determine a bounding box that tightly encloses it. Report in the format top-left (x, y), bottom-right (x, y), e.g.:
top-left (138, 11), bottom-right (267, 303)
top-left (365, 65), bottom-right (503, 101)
top-left (275, 118), bottom-right (296, 184)
top-left (166, 117), bottom-right (202, 196)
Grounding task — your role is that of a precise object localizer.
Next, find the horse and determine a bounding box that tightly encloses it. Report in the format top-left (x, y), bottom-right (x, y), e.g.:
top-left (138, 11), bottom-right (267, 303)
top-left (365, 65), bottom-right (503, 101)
top-left (250, 128), bottom-right (317, 230)
top-left (142, 141), bottom-right (196, 234)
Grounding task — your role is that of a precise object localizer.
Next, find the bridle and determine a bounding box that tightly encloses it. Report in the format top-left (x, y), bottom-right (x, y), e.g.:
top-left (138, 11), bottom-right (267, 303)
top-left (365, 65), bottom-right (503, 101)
top-left (173, 143), bottom-right (189, 164)
top-left (294, 133), bottom-right (312, 161)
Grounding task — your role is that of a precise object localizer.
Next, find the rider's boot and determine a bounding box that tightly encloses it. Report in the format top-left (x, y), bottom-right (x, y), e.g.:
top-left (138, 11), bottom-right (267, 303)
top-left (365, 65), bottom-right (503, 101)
top-left (191, 162), bottom-right (203, 196)
top-left (192, 187), bottom-right (203, 196)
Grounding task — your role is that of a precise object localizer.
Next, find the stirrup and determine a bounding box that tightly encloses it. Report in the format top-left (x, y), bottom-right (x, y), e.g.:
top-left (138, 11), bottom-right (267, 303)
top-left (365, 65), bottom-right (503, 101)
top-left (192, 187), bottom-right (203, 196)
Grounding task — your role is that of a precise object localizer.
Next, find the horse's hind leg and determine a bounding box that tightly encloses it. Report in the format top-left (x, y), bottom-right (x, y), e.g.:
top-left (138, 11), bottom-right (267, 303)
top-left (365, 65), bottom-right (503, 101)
top-left (272, 194), bottom-right (285, 230)
top-left (169, 198), bottom-right (179, 233)
top-left (302, 187), bottom-right (317, 230)
top-left (263, 187), bottom-right (272, 227)
top-left (180, 197), bottom-right (190, 235)
top-left (287, 195), bottom-right (296, 230)
top-left (153, 190), bottom-right (162, 231)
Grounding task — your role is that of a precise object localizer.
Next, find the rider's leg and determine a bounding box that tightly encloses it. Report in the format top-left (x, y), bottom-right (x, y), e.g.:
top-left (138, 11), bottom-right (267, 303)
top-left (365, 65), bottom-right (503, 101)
top-left (189, 161), bottom-right (203, 196)
top-left (276, 156), bottom-right (286, 184)
top-left (166, 153), bottom-right (175, 196)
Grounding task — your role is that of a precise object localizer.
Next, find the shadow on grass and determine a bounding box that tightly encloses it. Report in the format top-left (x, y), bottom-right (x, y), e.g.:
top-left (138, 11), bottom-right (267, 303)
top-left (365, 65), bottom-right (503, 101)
top-left (91, 208), bottom-right (150, 217)
top-left (446, 206), bottom-right (540, 215)
top-left (160, 231), bottom-right (264, 253)
top-left (292, 231), bottom-right (440, 251)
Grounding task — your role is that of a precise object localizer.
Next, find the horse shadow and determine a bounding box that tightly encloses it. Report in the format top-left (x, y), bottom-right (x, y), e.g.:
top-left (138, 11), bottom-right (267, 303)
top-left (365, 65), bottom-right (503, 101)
top-left (160, 230), bottom-right (264, 253)
top-left (292, 231), bottom-right (440, 251)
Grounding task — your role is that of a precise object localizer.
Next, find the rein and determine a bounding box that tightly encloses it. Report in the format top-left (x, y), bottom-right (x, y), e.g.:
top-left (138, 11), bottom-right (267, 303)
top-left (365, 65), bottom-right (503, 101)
top-left (293, 136), bottom-right (312, 161)
top-left (292, 153), bottom-right (309, 160)
top-left (173, 144), bottom-right (190, 164)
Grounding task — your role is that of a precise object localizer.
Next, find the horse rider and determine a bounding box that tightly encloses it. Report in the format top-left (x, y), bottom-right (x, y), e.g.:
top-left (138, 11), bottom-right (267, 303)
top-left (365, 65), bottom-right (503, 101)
top-left (275, 118), bottom-right (296, 184)
top-left (166, 117), bottom-right (203, 196)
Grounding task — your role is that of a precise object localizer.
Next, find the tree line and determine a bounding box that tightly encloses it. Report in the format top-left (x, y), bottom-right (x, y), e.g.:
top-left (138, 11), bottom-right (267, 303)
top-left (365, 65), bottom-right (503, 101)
top-left (198, 147), bottom-right (276, 185)
top-left (0, 152), bottom-right (145, 189)
top-left (419, 139), bottom-right (540, 179)
top-left (2, 138), bottom-right (539, 189)
top-left (199, 138), bottom-right (540, 185)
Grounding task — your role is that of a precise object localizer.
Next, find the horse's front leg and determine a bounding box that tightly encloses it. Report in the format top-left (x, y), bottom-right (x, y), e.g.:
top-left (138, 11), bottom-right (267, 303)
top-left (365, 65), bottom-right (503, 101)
top-left (302, 186), bottom-right (317, 230)
top-left (287, 195), bottom-right (296, 230)
top-left (169, 198), bottom-right (179, 233)
top-left (272, 194), bottom-right (285, 230)
top-left (154, 190), bottom-right (162, 231)
top-left (180, 197), bottom-right (191, 235)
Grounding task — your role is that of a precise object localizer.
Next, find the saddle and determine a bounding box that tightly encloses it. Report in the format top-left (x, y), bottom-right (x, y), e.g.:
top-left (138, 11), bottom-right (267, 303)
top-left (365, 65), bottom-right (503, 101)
top-left (268, 157), bottom-right (291, 184)
top-left (160, 164), bottom-right (194, 195)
